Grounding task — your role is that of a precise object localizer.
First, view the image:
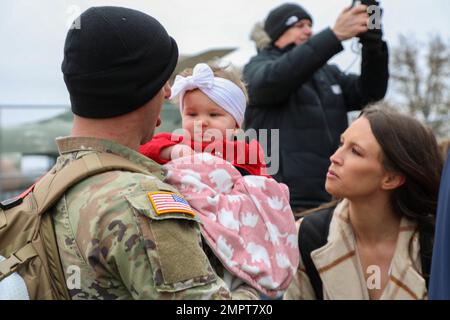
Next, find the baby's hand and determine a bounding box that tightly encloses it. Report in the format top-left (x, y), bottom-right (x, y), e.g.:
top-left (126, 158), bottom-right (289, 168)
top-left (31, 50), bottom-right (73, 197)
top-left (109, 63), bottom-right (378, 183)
top-left (161, 144), bottom-right (195, 160)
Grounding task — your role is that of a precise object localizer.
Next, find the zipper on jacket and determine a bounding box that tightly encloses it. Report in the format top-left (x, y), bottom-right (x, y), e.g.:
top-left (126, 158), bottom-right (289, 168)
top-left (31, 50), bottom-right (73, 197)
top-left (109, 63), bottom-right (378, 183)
top-left (319, 104), bottom-right (334, 146)
top-left (311, 76), bottom-right (334, 146)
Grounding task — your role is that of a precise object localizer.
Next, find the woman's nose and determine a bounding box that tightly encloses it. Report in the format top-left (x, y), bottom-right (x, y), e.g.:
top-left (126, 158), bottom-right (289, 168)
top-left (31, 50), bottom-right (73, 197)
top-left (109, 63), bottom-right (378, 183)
top-left (330, 149), bottom-right (342, 165)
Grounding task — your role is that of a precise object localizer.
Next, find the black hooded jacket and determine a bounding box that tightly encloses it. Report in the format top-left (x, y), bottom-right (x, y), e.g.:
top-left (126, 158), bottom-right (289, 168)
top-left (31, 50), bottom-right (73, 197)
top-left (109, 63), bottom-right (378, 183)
top-left (243, 28), bottom-right (389, 209)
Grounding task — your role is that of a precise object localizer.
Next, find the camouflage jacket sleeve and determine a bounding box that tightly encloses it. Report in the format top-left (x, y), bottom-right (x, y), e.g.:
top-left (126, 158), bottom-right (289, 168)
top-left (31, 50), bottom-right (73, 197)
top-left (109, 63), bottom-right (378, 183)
top-left (203, 244), bottom-right (260, 300)
top-left (230, 284), bottom-right (260, 300)
top-left (63, 171), bottom-right (232, 299)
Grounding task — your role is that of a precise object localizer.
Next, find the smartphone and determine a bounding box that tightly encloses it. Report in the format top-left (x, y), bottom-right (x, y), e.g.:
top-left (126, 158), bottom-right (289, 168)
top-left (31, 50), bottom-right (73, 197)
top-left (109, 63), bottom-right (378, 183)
top-left (353, 0), bottom-right (381, 6)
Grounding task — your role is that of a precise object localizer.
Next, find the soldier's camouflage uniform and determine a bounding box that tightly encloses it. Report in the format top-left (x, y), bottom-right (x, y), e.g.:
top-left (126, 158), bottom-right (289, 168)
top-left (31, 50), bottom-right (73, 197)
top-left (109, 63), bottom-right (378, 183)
top-left (51, 137), bottom-right (258, 299)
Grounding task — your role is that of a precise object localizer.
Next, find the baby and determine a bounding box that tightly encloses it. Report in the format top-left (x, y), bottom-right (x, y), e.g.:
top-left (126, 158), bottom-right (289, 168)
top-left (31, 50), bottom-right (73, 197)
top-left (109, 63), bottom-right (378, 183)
top-left (141, 62), bottom-right (267, 176)
top-left (140, 63), bottom-right (298, 297)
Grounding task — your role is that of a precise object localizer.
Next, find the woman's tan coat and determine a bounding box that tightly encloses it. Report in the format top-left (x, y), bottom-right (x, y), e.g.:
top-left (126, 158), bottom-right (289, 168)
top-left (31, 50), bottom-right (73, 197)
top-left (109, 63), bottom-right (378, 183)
top-left (285, 200), bottom-right (427, 300)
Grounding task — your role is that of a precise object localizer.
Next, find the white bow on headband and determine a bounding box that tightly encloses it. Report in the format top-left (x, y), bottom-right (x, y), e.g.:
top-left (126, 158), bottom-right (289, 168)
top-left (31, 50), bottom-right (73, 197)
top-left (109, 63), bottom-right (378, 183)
top-left (170, 63), bottom-right (246, 127)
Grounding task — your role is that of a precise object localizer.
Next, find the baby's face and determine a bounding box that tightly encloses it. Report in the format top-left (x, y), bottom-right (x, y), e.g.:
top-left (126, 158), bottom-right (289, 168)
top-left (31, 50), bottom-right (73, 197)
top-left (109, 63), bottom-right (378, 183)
top-left (181, 89), bottom-right (238, 142)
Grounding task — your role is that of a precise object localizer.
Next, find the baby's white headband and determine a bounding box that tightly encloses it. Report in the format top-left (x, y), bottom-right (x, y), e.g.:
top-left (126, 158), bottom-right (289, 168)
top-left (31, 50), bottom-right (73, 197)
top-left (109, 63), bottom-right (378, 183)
top-left (170, 63), bottom-right (246, 127)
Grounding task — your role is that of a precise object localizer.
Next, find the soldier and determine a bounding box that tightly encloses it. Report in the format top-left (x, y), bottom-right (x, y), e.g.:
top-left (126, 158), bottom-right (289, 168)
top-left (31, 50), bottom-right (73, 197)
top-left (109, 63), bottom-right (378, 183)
top-left (53, 6), bottom-right (257, 299)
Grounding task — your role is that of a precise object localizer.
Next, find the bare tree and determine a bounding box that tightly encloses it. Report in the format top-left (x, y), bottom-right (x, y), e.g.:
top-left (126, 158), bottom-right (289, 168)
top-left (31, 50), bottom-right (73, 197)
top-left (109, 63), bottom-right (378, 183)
top-left (389, 34), bottom-right (450, 138)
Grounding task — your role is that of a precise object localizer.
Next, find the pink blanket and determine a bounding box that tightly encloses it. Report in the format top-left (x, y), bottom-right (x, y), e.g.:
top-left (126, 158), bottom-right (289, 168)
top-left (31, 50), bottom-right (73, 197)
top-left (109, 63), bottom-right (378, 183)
top-left (163, 153), bottom-right (299, 297)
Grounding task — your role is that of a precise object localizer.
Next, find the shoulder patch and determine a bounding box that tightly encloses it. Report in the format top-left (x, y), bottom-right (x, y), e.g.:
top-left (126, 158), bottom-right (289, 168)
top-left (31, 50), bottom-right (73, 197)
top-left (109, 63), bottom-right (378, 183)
top-left (148, 192), bottom-right (196, 217)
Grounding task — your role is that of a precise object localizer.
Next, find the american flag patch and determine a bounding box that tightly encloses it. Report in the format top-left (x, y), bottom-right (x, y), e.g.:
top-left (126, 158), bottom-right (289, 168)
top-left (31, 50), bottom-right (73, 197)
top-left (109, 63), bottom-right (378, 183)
top-left (148, 192), bottom-right (195, 216)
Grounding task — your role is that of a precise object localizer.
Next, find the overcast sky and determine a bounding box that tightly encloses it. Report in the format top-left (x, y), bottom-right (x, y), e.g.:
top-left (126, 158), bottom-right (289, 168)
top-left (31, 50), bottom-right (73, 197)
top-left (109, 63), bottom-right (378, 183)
top-left (0, 0), bottom-right (449, 124)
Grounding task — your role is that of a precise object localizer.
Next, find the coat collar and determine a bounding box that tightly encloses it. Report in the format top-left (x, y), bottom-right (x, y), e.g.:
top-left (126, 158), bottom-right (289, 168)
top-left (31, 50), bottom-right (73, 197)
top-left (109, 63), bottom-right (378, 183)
top-left (310, 199), bottom-right (427, 300)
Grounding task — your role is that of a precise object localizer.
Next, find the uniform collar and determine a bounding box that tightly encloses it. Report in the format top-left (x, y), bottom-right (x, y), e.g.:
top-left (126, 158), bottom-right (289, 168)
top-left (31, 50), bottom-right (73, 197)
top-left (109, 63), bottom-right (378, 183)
top-left (56, 136), bottom-right (166, 180)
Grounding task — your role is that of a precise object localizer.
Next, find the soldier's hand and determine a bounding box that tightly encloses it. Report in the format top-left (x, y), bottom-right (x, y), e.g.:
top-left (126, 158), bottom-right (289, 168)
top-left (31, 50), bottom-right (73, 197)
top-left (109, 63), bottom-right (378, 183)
top-left (332, 4), bottom-right (369, 41)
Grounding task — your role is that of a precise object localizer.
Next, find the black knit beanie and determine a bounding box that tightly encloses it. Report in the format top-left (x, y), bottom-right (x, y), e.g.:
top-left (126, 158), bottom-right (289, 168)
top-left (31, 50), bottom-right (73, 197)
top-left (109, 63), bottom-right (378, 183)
top-left (264, 3), bottom-right (313, 42)
top-left (62, 6), bottom-right (178, 119)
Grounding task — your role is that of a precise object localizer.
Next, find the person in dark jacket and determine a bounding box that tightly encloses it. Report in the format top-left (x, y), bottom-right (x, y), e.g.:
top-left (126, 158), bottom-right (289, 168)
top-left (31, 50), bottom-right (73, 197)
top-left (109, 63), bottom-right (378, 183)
top-left (243, 2), bottom-right (389, 213)
top-left (429, 152), bottom-right (450, 300)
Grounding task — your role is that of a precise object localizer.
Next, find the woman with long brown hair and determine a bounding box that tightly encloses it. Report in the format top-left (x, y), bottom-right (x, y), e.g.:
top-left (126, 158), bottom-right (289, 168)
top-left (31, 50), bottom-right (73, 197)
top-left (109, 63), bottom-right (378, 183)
top-left (285, 106), bottom-right (443, 300)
